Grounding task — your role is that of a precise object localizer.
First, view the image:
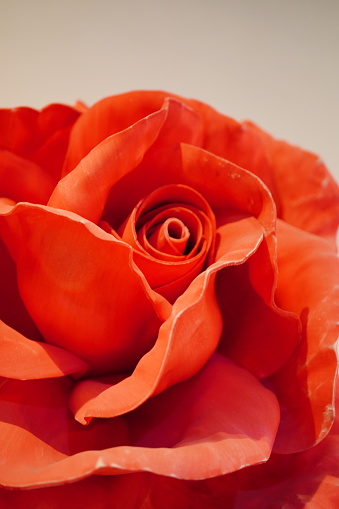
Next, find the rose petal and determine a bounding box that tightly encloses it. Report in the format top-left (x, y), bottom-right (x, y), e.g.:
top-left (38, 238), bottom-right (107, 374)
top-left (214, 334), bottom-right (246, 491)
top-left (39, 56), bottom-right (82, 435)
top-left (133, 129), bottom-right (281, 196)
top-left (118, 183), bottom-right (216, 302)
top-left (2, 389), bottom-right (338, 507)
top-left (104, 140), bottom-right (277, 240)
top-left (245, 121), bottom-right (339, 244)
top-left (216, 228), bottom-right (301, 379)
top-left (183, 97), bottom-right (280, 207)
top-left (70, 215), bottom-right (264, 423)
top-left (0, 320), bottom-right (87, 379)
top-left (270, 220), bottom-right (339, 453)
top-left (0, 235), bottom-right (42, 342)
top-left (61, 92), bottom-right (201, 176)
top-left (0, 203), bottom-right (167, 375)
top-left (0, 354), bottom-right (279, 488)
top-left (0, 104), bottom-right (80, 181)
top-left (48, 106), bottom-right (168, 223)
top-left (0, 149), bottom-right (55, 204)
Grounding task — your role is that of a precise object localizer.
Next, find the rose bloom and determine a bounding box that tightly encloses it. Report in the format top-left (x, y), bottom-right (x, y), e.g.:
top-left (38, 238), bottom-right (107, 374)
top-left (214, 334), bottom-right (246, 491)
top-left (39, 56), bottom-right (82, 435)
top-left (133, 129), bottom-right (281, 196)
top-left (0, 91), bottom-right (338, 508)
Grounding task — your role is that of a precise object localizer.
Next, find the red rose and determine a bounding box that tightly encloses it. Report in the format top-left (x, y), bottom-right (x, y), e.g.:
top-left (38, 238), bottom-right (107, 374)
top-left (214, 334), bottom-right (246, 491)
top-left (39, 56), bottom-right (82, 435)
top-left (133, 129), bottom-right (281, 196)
top-left (0, 91), bottom-right (338, 508)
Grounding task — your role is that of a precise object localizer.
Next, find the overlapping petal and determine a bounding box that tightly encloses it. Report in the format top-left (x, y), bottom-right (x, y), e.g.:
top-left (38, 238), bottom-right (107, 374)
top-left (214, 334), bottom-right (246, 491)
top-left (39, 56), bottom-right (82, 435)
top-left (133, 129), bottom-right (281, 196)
top-left (216, 242), bottom-right (301, 379)
top-left (0, 150), bottom-right (55, 204)
top-left (117, 183), bottom-right (216, 302)
top-left (70, 214), bottom-right (263, 423)
top-left (0, 104), bottom-right (80, 182)
top-left (48, 107), bottom-right (167, 223)
top-left (0, 203), bottom-right (167, 375)
top-left (269, 220), bottom-right (339, 453)
top-left (0, 90), bottom-right (338, 508)
top-left (0, 320), bottom-right (87, 379)
top-left (245, 121), bottom-right (339, 243)
top-left (0, 354), bottom-right (279, 488)
top-left (62, 93), bottom-right (203, 174)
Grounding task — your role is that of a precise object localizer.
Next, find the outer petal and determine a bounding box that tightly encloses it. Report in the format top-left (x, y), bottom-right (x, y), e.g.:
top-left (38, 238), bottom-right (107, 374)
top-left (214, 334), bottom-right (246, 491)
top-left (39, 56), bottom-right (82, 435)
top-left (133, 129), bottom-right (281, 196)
top-left (70, 215), bottom-right (263, 422)
top-left (0, 320), bottom-right (87, 379)
top-left (0, 150), bottom-right (55, 204)
top-left (245, 121), bottom-right (339, 243)
top-left (0, 203), bottom-right (167, 375)
top-left (0, 104), bottom-right (80, 181)
top-left (0, 354), bottom-right (279, 488)
top-left (184, 97), bottom-right (280, 206)
top-left (270, 220), bottom-right (339, 453)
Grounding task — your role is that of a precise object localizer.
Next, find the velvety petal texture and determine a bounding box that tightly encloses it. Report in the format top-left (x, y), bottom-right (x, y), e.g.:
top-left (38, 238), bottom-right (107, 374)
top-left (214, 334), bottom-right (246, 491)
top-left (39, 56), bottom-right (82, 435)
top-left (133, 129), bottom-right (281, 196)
top-left (0, 320), bottom-right (87, 379)
top-left (269, 220), bottom-right (339, 453)
top-left (0, 104), bottom-right (80, 183)
top-left (0, 90), bottom-right (338, 508)
top-left (0, 202), bottom-right (167, 375)
top-left (244, 121), bottom-right (339, 243)
top-left (1, 387), bottom-right (338, 508)
top-left (0, 354), bottom-right (279, 488)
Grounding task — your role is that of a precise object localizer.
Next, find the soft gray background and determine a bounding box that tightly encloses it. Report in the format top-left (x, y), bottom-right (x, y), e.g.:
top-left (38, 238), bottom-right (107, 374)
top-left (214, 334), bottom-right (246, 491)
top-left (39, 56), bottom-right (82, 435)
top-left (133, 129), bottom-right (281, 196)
top-left (1, 0), bottom-right (338, 180)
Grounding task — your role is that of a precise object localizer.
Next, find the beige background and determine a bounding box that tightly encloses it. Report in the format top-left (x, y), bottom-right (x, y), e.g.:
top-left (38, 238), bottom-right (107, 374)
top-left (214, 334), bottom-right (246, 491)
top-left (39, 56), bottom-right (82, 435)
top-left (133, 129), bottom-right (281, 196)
top-left (1, 0), bottom-right (338, 180)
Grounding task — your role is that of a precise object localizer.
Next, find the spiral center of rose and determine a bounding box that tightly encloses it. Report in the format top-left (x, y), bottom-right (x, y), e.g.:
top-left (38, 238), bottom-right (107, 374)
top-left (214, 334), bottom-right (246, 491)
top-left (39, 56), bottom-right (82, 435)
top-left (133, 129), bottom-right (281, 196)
top-left (107, 184), bottom-right (216, 302)
top-left (147, 217), bottom-right (190, 256)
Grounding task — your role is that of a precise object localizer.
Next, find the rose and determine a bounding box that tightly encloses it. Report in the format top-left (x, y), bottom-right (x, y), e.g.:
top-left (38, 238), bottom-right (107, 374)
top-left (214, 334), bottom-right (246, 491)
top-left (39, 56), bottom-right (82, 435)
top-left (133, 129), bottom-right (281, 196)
top-left (0, 91), bottom-right (338, 508)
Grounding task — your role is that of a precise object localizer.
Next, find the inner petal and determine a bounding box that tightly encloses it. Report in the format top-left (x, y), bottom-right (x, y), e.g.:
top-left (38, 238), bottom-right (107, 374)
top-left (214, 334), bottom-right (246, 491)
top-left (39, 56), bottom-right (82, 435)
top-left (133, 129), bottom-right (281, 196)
top-left (147, 218), bottom-right (190, 256)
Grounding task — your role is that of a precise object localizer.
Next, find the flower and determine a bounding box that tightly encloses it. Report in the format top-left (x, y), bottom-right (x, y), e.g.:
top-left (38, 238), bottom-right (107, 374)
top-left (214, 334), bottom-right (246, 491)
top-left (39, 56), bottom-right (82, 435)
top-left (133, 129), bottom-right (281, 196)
top-left (0, 91), bottom-right (338, 508)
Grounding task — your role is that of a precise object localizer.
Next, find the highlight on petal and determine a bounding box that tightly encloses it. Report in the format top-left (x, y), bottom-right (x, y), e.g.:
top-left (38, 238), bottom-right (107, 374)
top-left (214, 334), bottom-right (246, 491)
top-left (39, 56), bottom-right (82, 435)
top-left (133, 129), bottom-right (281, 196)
top-left (70, 215), bottom-right (264, 423)
top-left (0, 354), bottom-right (280, 488)
top-left (0, 203), bottom-right (167, 375)
top-left (269, 220), bottom-right (339, 453)
top-left (245, 121), bottom-right (339, 244)
top-left (0, 321), bottom-right (87, 379)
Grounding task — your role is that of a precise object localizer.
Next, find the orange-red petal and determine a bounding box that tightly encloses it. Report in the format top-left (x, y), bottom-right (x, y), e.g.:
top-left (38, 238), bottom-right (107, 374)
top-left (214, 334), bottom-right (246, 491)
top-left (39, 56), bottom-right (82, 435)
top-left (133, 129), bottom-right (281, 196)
top-left (0, 149), bottom-right (55, 204)
top-left (0, 203), bottom-right (166, 375)
top-left (0, 104), bottom-right (80, 182)
top-left (48, 107), bottom-right (167, 223)
top-left (0, 354), bottom-right (279, 488)
top-left (70, 215), bottom-right (264, 423)
top-left (270, 220), bottom-right (339, 453)
top-left (0, 320), bottom-right (87, 379)
top-left (245, 121), bottom-right (339, 244)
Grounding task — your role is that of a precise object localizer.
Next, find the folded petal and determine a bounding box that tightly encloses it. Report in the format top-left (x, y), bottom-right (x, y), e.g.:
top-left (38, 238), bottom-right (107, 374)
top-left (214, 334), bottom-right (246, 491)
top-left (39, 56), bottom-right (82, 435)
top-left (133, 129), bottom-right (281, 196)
top-left (70, 215), bottom-right (263, 423)
top-left (183, 97), bottom-right (280, 206)
top-left (0, 354), bottom-right (279, 488)
top-left (50, 98), bottom-right (203, 227)
top-left (48, 107), bottom-right (167, 223)
top-left (0, 320), bottom-right (87, 379)
top-left (269, 220), bottom-right (339, 453)
top-left (0, 203), bottom-right (166, 375)
top-left (245, 121), bottom-right (339, 244)
top-left (118, 183), bottom-right (216, 302)
top-left (216, 238), bottom-right (301, 379)
top-left (62, 91), bottom-right (202, 169)
top-left (61, 91), bottom-right (169, 174)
